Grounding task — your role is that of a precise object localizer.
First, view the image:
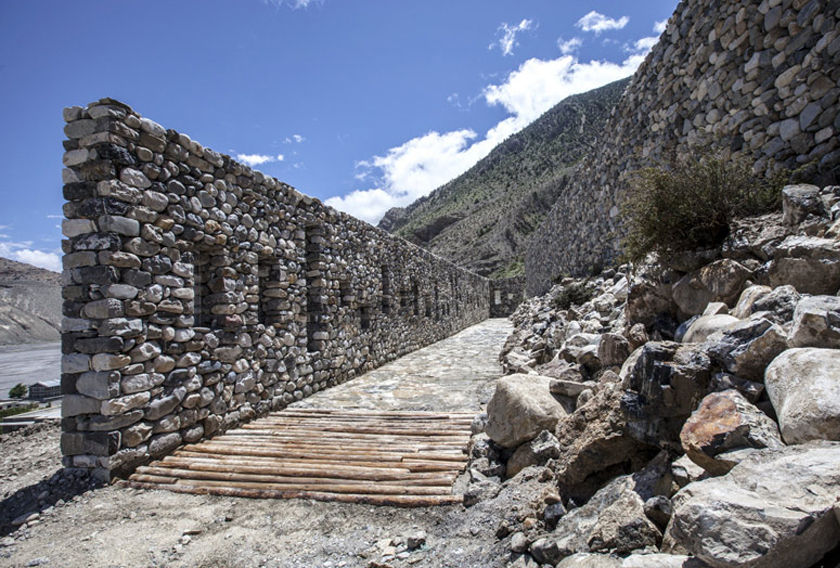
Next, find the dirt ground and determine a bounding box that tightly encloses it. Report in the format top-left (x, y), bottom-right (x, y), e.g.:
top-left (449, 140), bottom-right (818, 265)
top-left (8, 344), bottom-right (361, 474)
top-left (0, 320), bottom-right (515, 568)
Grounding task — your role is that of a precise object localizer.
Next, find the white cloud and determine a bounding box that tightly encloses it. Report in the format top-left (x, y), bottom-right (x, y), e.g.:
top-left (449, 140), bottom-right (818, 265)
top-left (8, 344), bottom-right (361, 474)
top-left (557, 37), bottom-right (583, 55)
top-left (235, 153), bottom-right (283, 167)
top-left (284, 134), bottom-right (305, 144)
top-left (576, 11), bottom-right (629, 34)
top-left (328, 49), bottom-right (647, 224)
top-left (628, 36), bottom-right (659, 53)
top-left (263, 0), bottom-right (322, 9)
top-left (654, 19), bottom-right (669, 34)
top-left (490, 19), bottom-right (534, 57)
top-left (0, 241), bottom-right (61, 272)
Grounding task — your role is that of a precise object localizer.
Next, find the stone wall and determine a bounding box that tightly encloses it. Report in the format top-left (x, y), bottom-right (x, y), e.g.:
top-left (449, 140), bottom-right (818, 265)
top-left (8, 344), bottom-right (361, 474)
top-left (526, 0), bottom-right (840, 296)
top-left (489, 276), bottom-right (526, 318)
top-left (59, 99), bottom-right (490, 479)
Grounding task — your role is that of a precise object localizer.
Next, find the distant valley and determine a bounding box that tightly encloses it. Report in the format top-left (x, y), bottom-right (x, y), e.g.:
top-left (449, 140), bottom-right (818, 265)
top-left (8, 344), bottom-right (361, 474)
top-left (0, 257), bottom-right (62, 346)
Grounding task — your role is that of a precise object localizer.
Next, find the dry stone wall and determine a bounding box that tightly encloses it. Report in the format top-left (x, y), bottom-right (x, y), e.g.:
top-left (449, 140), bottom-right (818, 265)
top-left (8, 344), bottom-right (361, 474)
top-left (526, 0), bottom-right (840, 296)
top-left (59, 99), bottom-right (489, 479)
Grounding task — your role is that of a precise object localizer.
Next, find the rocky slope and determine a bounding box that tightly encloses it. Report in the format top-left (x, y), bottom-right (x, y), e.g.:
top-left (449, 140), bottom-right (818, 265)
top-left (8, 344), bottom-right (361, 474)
top-left (464, 184), bottom-right (840, 567)
top-left (0, 257), bottom-right (61, 346)
top-left (378, 78), bottom-right (630, 278)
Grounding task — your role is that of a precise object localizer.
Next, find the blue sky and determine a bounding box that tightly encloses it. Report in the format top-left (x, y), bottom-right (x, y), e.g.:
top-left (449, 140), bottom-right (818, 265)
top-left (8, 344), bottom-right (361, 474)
top-left (0, 0), bottom-right (677, 272)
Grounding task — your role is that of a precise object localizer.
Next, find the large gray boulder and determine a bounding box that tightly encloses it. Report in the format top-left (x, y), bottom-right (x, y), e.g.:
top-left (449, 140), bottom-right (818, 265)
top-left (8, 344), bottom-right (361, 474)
top-left (765, 348), bottom-right (840, 444)
top-left (530, 469), bottom-right (663, 564)
top-left (625, 268), bottom-right (679, 327)
top-left (782, 184), bottom-right (827, 226)
top-left (553, 383), bottom-right (649, 491)
top-left (664, 442), bottom-right (840, 568)
top-left (621, 342), bottom-right (713, 449)
top-left (767, 236), bottom-right (840, 295)
top-left (671, 260), bottom-right (752, 316)
top-left (706, 315), bottom-right (788, 381)
top-left (730, 285), bottom-right (771, 320)
top-left (679, 390), bottom-right (783, 476)
top-left (485, 374), bottom-right (567, 448)
top-left (788, 295), bottom-right (840, 348)
top-left (681, 314), bottom-right (739, 344)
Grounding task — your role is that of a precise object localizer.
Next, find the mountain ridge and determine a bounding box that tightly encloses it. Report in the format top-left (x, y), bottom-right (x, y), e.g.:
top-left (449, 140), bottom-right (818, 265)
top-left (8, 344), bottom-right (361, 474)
top-left (378, 77), bottom-right (631, 278)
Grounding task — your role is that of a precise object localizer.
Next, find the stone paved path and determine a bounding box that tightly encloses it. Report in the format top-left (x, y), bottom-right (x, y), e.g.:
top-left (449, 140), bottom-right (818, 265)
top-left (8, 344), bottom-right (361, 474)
top-left (292, 318), bottom-right (513, 413)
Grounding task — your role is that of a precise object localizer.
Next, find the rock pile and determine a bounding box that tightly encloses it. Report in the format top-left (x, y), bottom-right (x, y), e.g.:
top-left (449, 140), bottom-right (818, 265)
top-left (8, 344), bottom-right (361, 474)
top-left (471, 184), bottom-right (840, 567)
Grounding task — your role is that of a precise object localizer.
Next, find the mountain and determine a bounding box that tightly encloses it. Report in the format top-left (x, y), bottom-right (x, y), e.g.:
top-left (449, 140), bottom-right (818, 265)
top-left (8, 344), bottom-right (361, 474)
top-left (0, 257), bottom-right (62, 345)
top-left (378, 77), bottom-right (631, 278)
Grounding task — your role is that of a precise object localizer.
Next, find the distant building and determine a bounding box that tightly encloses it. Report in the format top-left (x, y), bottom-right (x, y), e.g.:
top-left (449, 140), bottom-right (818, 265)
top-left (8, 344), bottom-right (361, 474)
top-left (28, 380), bottom-right (61, 400)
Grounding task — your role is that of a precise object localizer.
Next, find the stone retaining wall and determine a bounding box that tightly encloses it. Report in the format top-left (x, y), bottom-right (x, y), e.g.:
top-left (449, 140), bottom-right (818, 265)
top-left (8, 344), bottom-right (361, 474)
top-left (59, 99), bottom-right (490, 479)
top-left (525, 0), bottom-right (840, 296)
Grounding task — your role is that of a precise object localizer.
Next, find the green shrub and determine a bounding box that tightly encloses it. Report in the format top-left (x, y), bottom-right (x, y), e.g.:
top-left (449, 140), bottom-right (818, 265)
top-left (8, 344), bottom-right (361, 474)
top-left (551, 279), bottom-right (594, 310)
top-left (8, 383), bottom-right (27, 399)
top-left (621, 151), bottom-right (789, 264)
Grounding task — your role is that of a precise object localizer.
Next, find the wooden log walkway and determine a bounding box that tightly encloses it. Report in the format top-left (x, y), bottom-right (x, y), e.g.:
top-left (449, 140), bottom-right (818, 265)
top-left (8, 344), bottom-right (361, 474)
top-left (126, 408), bottom-right (474, 507)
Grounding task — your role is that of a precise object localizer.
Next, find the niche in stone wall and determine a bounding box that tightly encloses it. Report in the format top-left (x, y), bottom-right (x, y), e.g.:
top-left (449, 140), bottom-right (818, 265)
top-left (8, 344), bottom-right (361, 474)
top-left (193, 252), bottom-right (213, 328)
top-left (305, 223), bottom-right (327, 352)
top-left (434, 283), bottom-right (440, 321)
top-left (412, 281), bottom-right (419, 317)
top-left (381, 266), bottom-right (391, 315)
top-left (258, 258), bottom-right (286, 327)
top-left (360, 305), bottom-right (371, 331)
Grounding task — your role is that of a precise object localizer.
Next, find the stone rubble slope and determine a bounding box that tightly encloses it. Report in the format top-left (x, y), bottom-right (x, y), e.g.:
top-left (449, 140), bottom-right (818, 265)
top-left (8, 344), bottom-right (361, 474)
top-left (468, 184), bottom-right (840, 567)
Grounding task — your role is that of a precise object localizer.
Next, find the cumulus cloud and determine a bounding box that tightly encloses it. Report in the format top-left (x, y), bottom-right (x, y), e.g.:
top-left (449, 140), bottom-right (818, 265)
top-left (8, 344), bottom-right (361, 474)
top-left (654, 19), bottom-right (669, 34)
top-left (327, 48), bottom-right (649, 224)
top-left (576, 11), bottom-right (629, 34)
top-left (236, 153), bottom-right (284, 167)
top-left (557, 37), bottom-right (583, 55)
top-left (284, 134), bottom-right (305, 144)
top-left (490, 19), bottom-right (534, 56)
top-left (0, 241), bottom-right (61, 272)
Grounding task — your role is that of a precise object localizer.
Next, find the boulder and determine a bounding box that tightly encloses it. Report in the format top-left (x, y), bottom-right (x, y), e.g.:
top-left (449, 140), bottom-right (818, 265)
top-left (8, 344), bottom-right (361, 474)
top-left (788, 295), bottom-right (840, 348)
top-left (625, 269), bottom-right (678, 327)
top-left (664, 442), bottom-right (840, 568)
top-left (621, 342), bottom-right (713, 449)
top-left (702, 302), bottom-right (729, 316)
top-left (750, 285), bottom-right (800, 325)
top-left (622, 555), bottom-right (711, 568)
top-left (731, 285), bottom-right (771, 320)
top-left (709, 373), bottom-right (764, 403)
top-left (671, 260), bottom-right (752, 316)
top-left (765, 348), bottom-right (840, 444)
top-left (679, 390), bottom-right (783, 476)
top-left (598, 333), bottom-right (631, 368)
top-left (706, 315), bottom-right (788, 381)
top-left (556, 554), bottom-right (621, 567)
top-left (553, 383), bottom-right (650, 490)
top-left (485, 374), bottom-right (567, 448)
top-left (782, 184), bottom-right (826, 226)
top-left (671, 454), bottom-right (707, 489)
top-left (506, 430), bottom-right (561, 478)
top-left (681, 315), bottom-right (739, 343)
top-left (531, 467), bottom-right (664, 564)
top-left (767, 236), bottom-right (840, 295)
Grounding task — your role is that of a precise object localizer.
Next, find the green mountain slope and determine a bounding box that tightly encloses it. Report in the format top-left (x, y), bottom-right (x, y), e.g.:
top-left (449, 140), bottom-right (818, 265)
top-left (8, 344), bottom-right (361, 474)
top-left (378, 78), bottom-right (630, 278)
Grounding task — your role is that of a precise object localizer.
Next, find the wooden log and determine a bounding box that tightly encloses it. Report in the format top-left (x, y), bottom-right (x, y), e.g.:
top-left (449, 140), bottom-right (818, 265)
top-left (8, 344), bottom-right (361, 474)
top-left (159, 455), bottom-right (460, 477)
top-left (127, 480), bottom-right (464, 508)
top-left (167, 452), bottom-right (461, 473)
top-left (132, 467), bottom-right (452, 496)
